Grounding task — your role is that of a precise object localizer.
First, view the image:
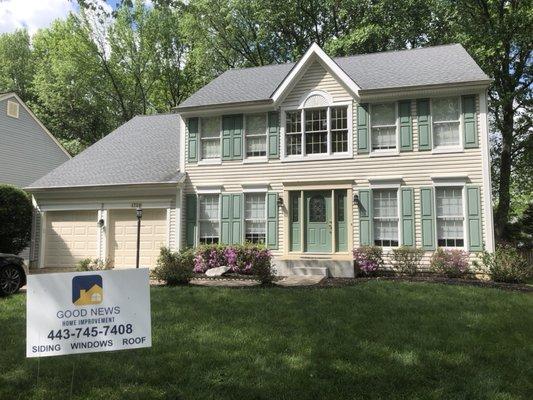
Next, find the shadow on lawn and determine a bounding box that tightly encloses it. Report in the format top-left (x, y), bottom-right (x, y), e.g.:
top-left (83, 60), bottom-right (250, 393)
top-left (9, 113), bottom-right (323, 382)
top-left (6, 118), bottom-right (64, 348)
top-left (0, 281), bottom-right (532, 400)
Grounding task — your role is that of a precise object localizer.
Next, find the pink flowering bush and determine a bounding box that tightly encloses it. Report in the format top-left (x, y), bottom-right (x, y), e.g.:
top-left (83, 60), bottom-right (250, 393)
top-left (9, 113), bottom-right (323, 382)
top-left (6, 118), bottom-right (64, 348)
top-left (430, 248), bottom-right (470, 278)
top-left (353, 246), bottom-right (384, 276)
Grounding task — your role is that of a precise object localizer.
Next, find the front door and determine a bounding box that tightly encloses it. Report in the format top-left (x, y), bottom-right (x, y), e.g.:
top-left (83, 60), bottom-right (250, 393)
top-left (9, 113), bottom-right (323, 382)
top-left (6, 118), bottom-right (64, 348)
top-left (305, 191), bottom-right (332, 252)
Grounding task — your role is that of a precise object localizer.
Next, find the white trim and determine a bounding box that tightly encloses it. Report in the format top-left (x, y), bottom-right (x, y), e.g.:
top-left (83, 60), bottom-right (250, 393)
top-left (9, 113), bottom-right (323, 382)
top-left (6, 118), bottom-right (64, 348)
top-left (38, 198), bottom-right (172, 211)
top-left (175, 188), bottom-right (182, 251)
top-left (241, 183), bottom-right (269, 193)
top-left (0, 93), bottom-right (71, 158)
top-left (243, 112), bottom-right (268, 161)
top-left (431, 146), bottom-right (464, 154)
top-left (479, 90), bottom-right (495, 251)
top-left (369, 101), bottom-right (399, 154)
top-left (198, 115), bottom-right (222, 163)
top-left (38, 211), bottom-right (46, 268)
top-left (298, 90), bottom-right (333, 109)
top-left (271, 43), bottom-right (360, 104)
top-left (178, 114), bottom-right (186, 173)
top-left (196, 185), bottom-right (222, 194)
top-left (6, 100), bottom-right (19, 118)
top-left (430, 95), bottom-right (463, 151)
top-left (433, 185), bottom-right (468, 251)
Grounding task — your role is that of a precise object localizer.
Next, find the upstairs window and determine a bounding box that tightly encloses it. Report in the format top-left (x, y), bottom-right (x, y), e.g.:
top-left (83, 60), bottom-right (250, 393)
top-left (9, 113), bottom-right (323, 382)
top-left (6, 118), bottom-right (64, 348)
top-left (305, 108), bottom-right (328, 154)
top-left (373, 189), bottom-right (399, 247)
top-left (432, 97), bottom-right (460, 147)
top-left (200, 116), bottom-right (221, 159)
top-left (245, 114), bottom-right (267, 158)
top-left (371, 103), bottom-right (397, 151)
top-left (285, 111), bottom-right (302, 156)
top-left (436, 187), bottom-right (464, 247)
top-left (244, 193), bottom-right (266, 243)
top-left (199, 194), bottom-right (220, 244)
top-left (331, 107), bottom-right (348, 153)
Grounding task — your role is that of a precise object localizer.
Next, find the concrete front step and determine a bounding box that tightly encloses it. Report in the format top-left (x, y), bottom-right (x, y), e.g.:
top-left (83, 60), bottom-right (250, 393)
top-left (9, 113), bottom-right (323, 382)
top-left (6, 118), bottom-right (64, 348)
top-left (275, 258), bottom-right (354, 278)
top-left (293, 267), bottom-right (329, 276)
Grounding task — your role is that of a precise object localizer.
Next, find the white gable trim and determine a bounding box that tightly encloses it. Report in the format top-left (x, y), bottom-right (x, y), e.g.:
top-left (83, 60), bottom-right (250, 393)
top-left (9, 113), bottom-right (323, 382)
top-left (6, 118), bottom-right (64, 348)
top-left (0, 92), bottom-right (71, 158)
top-left (271, 43), bottom-right (360, 104)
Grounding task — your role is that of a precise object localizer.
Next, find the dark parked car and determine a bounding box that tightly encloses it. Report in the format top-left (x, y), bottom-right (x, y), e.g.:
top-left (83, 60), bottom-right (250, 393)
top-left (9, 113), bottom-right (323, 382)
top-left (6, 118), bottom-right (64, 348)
top-left (0, 253), bottom-right (28, 295)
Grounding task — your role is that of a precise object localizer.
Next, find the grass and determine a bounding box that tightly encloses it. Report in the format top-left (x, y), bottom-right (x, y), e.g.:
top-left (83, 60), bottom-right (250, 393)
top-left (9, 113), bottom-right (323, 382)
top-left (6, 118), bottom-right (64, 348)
top-left (1, 281), bottom-right (532, 400)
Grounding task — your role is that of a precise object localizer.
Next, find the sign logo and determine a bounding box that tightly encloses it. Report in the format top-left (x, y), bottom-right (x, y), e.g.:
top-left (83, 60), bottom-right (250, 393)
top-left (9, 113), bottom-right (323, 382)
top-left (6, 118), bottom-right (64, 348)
top-left (72, 275), bottom-right (103, 306)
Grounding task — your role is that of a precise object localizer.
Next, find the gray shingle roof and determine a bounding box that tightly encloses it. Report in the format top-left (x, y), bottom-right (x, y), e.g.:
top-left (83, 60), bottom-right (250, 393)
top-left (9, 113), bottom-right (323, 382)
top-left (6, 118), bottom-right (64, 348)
top-left (27, 114), bottom-right (182, 189)
top-left (178, 44), bottom-right (490, 109)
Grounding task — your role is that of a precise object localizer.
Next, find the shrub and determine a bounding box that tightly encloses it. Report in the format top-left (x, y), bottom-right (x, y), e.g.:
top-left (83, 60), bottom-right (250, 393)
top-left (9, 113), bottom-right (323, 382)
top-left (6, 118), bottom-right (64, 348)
top-left (193, 244), bottom-right (226, 273)
top-left (76, 258), bottom-right (113, 271)
top-left (353, 246), bottom-right (383, 276)
top-left (430, 248), bottom-right (469, 278)
top-left (152, 247), bottom-right (194, 285)
top-left (0, 184), bottom-right (32, 254)
top-left (391, 246), bottom-right (424, 276)
top-left (475, 245), bottom-right (532, 284)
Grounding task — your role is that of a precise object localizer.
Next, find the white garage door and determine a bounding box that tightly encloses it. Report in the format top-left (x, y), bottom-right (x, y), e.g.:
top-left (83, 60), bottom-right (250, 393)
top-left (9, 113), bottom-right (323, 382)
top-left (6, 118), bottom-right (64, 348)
top-left (44, 210), bottom-right (98, 268)
top-left (109, 209), bottom-right (167, 269)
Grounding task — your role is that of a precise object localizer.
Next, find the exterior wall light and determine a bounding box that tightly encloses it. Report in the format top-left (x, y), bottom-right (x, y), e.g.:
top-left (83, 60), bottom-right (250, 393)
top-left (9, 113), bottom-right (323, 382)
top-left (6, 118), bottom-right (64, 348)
top-left (277, 197), bottom-right (284, 208)
top-left (353, 194), bottom-right (361, 207)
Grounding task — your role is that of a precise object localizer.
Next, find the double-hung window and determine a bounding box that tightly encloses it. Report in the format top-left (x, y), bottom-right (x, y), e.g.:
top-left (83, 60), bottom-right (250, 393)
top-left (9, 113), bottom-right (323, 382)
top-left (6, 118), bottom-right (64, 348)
top-left (436, 187), bottom-right (464, 247)
top-left (244, 193), bottom-right (266, 243)
top-left (371, 103), bottom-right (397, 151)
top-left (198, 194), bottom-right (220, 244)
top-left (432, 97), bottom-right (460, 148)
top-left (200, 116), bottom-right (221, 159)
top-left (373, 189), bottom-right (399, 247)
top-left (245, 114), bottom-right (267, 158)
top-left (284, 105), bottom-right (349, 157)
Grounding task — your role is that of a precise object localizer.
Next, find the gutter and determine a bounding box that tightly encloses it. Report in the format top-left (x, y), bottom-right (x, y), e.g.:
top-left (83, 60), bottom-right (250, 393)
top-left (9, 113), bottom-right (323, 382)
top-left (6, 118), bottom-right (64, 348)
top-left (25, 176), bottom-right (186, 192)
top-left (358, 79), bottom-right (493, 97)
top-left (173, 99), bottom-right (273, 113)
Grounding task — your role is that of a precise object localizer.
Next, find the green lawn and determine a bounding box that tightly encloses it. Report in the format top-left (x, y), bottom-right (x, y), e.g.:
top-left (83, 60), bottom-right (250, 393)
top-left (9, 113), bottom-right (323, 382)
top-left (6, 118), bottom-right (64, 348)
top-left (1, 282), bottom-right (532, 400)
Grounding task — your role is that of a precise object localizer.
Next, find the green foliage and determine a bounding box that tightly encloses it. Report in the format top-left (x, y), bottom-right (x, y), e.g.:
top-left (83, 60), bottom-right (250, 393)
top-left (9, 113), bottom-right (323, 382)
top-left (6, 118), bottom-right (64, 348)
top-left (0, 29), bottom-right (35, 102)
top-left (353, 246), bottom-right (384, 275)
top-left (75, 258), bottom-right (113, 271)
top-left (0, 185), bottom-right (32, 254)
top-left (430, 248), bottom-right (470, 278)
top-left (152, 247), bottom-right (194, 285)
top-left (475, 245), bottom-right (532, 284)
top-left (391, 246), bottom-right (424, 276)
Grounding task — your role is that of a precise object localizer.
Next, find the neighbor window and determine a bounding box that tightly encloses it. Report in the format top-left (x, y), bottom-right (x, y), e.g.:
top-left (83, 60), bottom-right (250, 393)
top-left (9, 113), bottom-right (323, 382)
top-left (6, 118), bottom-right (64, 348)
top-left (371, 103), bottom-right (397, 151)
top-left (436, 187), bottom-right (464, 247)
top-left (244, 193), bottom-right (266, 243)
top-left (200, 116), bottom-right (221, 159)
top-left (245, 114), bottom-right (267, 157)
top-left (285, 105), bottom-right (349, 157)
top-left (198, 194), bottom-right (220, 244)
top-left (373, 189), bottom-right (399, 247)
top-left (432, 97), bottom-right (460, 147)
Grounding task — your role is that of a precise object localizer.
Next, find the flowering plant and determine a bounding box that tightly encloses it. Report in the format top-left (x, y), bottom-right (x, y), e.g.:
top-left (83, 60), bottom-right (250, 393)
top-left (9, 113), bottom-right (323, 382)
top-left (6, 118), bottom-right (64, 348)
top-left (430, 248), bottom-right (469, 278)
top-left (353, 246), bottom-right (384, 276)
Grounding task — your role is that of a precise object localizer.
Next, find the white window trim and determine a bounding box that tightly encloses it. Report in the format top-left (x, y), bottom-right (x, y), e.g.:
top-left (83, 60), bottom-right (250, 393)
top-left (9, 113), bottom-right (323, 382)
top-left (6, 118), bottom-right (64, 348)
top-left (372, 187), bottom-right (401, 249)
top-left (243, 113), bottom-right (269, 162)
top-left (369, 102), bottom-right (400, 156)
top-left (430, 95), bottom-right (464, 153)
top-left (197, 193), bottom-right (221, 245)
top-left (280, 99), bottom-right (353, 162)
top-left (433, 184), bottom-right (468, 250)
top-left (198, 116), bottom-right (222, 163)
top-left (244, 192), bottom-right (267, 244)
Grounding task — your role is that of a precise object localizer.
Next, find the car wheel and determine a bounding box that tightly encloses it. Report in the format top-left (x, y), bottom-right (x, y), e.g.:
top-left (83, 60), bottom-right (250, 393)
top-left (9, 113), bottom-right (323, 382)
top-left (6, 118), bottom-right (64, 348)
top-left (0, 265), bottom-right (23, 296)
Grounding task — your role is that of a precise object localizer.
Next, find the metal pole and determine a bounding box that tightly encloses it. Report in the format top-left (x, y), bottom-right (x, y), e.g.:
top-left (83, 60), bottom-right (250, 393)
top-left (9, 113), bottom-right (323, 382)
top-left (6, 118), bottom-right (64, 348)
top-left (136, 207), bottom-right (142, 268)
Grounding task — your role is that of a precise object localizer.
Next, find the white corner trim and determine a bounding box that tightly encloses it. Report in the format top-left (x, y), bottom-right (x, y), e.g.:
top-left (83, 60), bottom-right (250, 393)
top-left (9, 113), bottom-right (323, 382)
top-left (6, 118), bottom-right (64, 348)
top-left (196, 185), bottom-right (223, 194)
top-left (241, 183), bottom-right (269, 193)
top-left (178, 114), bottom-right (186, 173)
top-left (271, 43), bottom-right (360, 104)
top-left (479, 90), bottom-right (495, 251)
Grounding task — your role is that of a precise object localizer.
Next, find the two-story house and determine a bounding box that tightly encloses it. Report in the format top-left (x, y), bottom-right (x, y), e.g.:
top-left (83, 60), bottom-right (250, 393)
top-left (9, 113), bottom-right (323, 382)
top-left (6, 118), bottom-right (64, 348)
top-left (27, 43), bottom-right (494, 276)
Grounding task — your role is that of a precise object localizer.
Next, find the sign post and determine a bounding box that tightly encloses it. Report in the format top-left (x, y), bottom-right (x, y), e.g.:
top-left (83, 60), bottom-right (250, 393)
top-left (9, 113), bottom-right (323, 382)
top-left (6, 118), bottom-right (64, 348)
top-left (26, 268), bottom-right (151, 358)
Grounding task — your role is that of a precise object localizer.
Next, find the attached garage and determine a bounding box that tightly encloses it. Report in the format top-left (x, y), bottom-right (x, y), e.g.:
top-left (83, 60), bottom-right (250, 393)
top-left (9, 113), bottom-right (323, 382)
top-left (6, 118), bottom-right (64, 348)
top-left (44, 210), bottom-right (98, 268)
top-left (108, 208), bottom-right (168, 269)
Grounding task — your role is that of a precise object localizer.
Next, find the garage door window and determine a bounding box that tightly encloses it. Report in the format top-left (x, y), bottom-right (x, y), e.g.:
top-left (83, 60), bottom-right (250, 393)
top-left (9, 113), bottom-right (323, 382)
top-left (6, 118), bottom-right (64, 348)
top-left (199, 194), bottom-right (220, 244)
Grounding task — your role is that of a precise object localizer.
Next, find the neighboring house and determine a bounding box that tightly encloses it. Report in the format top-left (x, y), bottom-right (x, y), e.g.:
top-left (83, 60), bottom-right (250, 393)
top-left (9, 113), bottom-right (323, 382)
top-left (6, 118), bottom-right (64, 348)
top-left (27, 43), bottom-right (495, 276)
top-left (0, 92), bottom-right (70, 261)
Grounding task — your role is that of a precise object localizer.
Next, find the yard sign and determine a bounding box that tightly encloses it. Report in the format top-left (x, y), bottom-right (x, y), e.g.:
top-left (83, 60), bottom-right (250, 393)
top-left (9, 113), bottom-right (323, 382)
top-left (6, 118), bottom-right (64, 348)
top-left (26, 268), bottom-right (151, 357)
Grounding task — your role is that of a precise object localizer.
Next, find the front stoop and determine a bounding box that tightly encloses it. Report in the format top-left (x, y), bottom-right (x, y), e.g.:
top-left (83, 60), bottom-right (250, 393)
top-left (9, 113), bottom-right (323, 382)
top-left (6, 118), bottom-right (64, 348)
top-left (293, 267), bottom-right (329, 276)
top-left (275, 259), bottom-right (354, 278)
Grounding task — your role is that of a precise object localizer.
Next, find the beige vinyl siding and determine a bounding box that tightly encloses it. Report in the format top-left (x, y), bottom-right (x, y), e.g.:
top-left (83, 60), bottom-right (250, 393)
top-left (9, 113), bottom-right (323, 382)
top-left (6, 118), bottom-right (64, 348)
top-left (184, 60), bottom-right (487, 261)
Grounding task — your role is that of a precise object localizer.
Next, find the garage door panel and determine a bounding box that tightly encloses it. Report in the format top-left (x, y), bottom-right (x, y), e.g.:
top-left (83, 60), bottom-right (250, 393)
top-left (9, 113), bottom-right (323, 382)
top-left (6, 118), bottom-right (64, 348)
top-left (44, 210), bottom-right (98, 269)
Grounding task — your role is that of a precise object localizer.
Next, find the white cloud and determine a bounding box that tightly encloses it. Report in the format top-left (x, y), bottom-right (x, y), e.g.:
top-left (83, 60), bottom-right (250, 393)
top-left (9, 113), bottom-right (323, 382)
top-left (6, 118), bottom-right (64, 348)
top-left (0, 0), bottom-right (76, 35)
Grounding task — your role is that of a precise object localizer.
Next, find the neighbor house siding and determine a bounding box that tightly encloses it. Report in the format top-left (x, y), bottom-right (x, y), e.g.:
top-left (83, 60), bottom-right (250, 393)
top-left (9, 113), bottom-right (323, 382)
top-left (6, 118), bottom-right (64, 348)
top-left (183, 61), bottom-right (488, 264)
top-left (0, 97), bottom-right (69, 188)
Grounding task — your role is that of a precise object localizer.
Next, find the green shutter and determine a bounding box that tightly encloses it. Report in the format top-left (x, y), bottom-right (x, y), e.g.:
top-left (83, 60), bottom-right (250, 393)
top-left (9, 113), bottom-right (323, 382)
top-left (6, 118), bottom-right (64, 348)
top-left (220, 193), bottom-right (243, 244)
top-left (187, 118), bottom-right (198, 162)
top-left (266, 192), bottom-right (278, 249)
top-left (357, 103), bottom-right (369, 154)
top-left (399, 100), bottom-right (413, 151)
top-left (420, 187), bottom-right (436, 250)
top-left (222, 116), bottom-right (233, 160)
top-left (466, 185), bottom-right (483, 251)
top-left (185, 194), bottom-right (197, 247)
top-left (400, 187), bottom-right (415, 246)
top-left (335, 191), bottom-right (348, 252)
top-left (417, 99), bottom-right (432, 151)
top-left (230, 194), bottom-right (242, 244)
top-left (289, 191), bottom-right (301, 251)
top-left (462, 95), bottom-right (478, 148)
top-left (232, 115), bottom-right (243, 159)
top-left (358, 189), bottom-right (372, 245)
top-left (268, 112), bottom-right (279, 159)
top-left (220, 194), bottom-right (231, 243)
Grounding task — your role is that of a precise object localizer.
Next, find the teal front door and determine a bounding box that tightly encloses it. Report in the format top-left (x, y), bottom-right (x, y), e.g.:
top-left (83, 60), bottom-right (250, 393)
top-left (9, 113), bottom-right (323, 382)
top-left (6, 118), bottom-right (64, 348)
top-left (305, 191), bottom-right (332, 252)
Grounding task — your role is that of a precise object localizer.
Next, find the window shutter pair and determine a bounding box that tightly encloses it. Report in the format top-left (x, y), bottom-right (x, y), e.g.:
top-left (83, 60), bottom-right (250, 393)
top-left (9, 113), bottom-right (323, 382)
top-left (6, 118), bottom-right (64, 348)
top-left (268, 112), bottom-right (280, 159)
top-left (222, 115), bottom-right (243, 160)
top-left (419, 186), bottom-right (482, 251)
top-left (221, 194), bottom-right (243, 244)
top-left (185, 194), bottom-right (197, 247)
top-left (187, 118), bottom-right (199, 162)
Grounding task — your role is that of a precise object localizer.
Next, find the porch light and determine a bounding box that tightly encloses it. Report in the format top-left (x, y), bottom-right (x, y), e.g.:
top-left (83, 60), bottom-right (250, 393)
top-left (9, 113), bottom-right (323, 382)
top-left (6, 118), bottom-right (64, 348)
top-left (277, 197), bottom-right (284, 208)
top-left (97, 218), bottom-right (105, 228)
top-left (136, 206), bottom-right (143, 219)
top-left (353, 194), bottom-right (361, 206)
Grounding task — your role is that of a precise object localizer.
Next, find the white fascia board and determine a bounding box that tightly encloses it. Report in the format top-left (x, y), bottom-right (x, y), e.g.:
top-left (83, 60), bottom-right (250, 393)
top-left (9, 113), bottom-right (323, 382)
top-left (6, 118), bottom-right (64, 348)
top-left (271, 43), bottom-right (360, 104)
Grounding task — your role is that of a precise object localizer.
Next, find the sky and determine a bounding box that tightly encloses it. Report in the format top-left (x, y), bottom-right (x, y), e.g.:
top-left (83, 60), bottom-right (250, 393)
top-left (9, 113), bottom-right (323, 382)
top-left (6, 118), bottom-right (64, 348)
top-left (0, 0), bottom-right (115, 35)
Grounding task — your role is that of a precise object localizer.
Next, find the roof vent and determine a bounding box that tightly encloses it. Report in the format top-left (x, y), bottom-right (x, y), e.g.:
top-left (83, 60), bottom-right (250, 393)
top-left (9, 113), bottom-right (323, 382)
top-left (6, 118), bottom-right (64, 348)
top-left (7, 100), bottom-right (19, 118)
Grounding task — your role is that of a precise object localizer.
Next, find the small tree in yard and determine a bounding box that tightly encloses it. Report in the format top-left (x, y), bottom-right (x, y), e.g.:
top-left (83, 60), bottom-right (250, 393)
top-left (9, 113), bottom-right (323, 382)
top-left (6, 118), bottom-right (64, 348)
top-left (0, 185), bottom-right (32, 254)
